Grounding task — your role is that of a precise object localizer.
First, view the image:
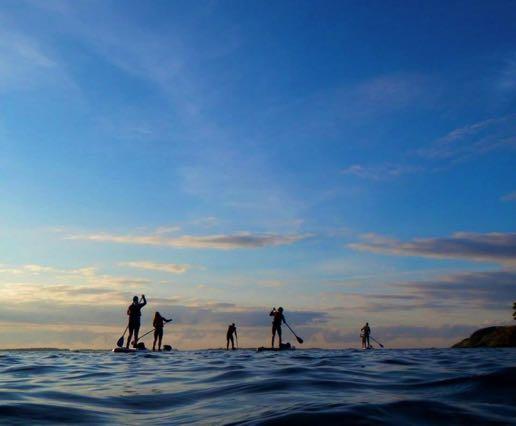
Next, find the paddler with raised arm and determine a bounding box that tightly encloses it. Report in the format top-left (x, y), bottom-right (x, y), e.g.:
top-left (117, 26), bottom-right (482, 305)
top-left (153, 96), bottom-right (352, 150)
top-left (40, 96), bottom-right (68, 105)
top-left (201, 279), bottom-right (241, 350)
top-left (270, 307), bottom-right (286, 348)
top-left (126, 294), bottom-right (146, 349)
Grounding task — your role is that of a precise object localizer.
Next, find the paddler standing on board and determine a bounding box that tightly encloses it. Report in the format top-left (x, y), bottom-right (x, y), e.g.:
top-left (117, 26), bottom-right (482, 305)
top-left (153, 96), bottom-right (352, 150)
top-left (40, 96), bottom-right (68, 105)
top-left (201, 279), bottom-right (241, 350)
top-left (152, 312), bottom-right (172, 351)
top-left (361, 322), bottom-right (371, 349)
top-left (226, 323), bottom-right (237, 350)
top-left (126, 295), bottom-right (147, 349)
top-left (270, 307), bottom-right (286, 348)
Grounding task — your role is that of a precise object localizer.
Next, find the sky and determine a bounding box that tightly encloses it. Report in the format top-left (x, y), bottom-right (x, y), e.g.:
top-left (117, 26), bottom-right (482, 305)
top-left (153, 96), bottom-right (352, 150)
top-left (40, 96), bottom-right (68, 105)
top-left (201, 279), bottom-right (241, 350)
top-left (0, 0), bottom-right (515, 349)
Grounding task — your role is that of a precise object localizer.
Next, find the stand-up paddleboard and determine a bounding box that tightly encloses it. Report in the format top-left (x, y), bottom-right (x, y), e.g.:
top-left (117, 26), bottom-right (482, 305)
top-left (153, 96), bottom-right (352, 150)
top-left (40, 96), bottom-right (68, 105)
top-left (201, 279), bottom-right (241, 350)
top-left (256, 346), bottom-right (296, 352)
top-left (112, 347), bottom-right (175, 353)
top-left (112, 347), bottom-right (147, 353)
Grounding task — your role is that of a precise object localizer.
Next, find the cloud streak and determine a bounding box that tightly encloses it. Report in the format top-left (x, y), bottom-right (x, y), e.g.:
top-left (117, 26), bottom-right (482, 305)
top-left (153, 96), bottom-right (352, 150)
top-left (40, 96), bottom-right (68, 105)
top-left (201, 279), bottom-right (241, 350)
top-left (0, 264), bottom-right (96, 276)
top-left (501, 191), bottom-right (516, 202)
top-left (340, 114), bottom-right (516, 181)
top-left (340, 164), bottom-right (422, 181)
top-left (417, 114), bottom-right (516, 162)
top-left (66, 231), bottom-right (310, 250)
top-left (400, 270), bottom-right (516, 309)
top-left (349, 232), bottom-right (516, 266)
top-left (120, 261), bottom-right (191, 274)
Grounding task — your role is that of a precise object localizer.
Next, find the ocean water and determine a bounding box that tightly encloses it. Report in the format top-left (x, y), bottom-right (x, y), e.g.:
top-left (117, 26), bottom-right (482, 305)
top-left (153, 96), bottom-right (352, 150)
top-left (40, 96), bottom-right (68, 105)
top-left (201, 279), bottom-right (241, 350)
top-left (0, 348), bottom-right (514, 425)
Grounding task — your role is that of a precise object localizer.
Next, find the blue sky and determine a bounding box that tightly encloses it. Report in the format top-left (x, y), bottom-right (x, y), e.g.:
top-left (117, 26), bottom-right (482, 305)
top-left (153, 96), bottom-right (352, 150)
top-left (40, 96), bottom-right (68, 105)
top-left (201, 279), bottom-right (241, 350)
top-left (0, 0), bottom-right (515, 348)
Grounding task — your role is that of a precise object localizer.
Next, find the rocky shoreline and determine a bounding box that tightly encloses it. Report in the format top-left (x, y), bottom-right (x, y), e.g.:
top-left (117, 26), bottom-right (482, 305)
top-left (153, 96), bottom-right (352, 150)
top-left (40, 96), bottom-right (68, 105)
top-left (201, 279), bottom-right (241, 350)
top-left (452, 326), bottom-right (516, 348)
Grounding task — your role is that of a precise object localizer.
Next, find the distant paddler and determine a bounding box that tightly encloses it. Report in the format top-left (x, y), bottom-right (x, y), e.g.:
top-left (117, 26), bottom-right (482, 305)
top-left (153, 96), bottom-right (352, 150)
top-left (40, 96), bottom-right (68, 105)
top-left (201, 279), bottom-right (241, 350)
top-left (226, 323), bottom-right (238, 350)
top-left (270, 307), bottom-right (286, 348)
top-left (126, 294), bottom-right (147, 349)
top-left (269, 307), bottom-right (304, 348)
top-left (361, 322), bottom-right (371, 349)
top-left (153, 312), bottom-right (172, 351)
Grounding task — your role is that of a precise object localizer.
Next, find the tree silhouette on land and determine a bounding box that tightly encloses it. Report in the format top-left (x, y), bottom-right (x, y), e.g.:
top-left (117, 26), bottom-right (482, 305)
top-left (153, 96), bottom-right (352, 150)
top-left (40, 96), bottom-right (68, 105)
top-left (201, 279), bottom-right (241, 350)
top-left (513, 302), bottom-right (515, 320)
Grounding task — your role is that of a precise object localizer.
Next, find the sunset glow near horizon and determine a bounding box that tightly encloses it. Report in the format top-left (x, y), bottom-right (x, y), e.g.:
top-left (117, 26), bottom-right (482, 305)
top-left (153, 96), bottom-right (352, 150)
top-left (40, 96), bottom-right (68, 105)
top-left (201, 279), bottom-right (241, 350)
top-left (1, 0), bottom-right (515, 349)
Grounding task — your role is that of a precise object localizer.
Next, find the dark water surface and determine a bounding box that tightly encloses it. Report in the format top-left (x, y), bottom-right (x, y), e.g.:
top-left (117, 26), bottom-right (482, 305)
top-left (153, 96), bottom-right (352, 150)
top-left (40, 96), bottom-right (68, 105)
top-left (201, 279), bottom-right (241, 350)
top-left (0, 348), bottom-right (514, 425)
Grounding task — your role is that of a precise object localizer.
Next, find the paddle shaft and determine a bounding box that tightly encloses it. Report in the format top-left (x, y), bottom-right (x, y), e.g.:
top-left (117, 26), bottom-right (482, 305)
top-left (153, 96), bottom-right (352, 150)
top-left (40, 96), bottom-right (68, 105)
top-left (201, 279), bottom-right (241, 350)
top-left (284, 321), bottom-right (303, 343)
top-left (370, 336), bottom-right (384, 348)
top-left (137, 328), bottom-right (155, 341)
top-left (136, 319), bottom-right (171, 342)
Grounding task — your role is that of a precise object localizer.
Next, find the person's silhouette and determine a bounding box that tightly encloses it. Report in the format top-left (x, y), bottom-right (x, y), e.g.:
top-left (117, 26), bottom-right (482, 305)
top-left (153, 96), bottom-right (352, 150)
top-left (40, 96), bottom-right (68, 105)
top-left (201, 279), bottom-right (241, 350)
top-left (126, 295), bottom-right (146, 349)
top-left (270, 307), bottom-right (286, 348)
top-left (226, 323), bottom-right (237, 350)
top-left (361, 322), bottom-right (371, 349)
top-left (152, 312), bottom-right (172, 351)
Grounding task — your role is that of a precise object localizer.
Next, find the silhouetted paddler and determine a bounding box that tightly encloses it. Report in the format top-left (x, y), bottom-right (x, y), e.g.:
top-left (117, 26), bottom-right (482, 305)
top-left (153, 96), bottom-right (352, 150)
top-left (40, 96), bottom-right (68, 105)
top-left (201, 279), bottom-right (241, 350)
top-left (126, 295), bottom-right (146, 349)
top-left (226, 323), bottom-right (237, 350)
top-left (270, 307), bottom-right (286, 348)
top-left (153, 311), bottom-right (172, 351)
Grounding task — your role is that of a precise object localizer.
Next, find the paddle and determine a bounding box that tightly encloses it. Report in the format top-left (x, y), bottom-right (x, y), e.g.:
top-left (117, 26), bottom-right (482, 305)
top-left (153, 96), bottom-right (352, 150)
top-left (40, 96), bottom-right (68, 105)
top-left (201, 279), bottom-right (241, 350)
top-left (136, 318), bottom-right (172, 343)
top-left (284, 321), bottom-right (304, 344)
top-left (136, 328), bottom-right (155, 341)
top-left (370, 336), bottom-right (384, 348)
top-left (116, 325), bottom-right (128, 348)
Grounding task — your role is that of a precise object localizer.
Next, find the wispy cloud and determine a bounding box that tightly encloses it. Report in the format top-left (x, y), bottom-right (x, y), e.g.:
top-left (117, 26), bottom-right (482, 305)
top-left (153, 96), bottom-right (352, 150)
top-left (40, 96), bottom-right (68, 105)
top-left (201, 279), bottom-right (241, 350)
top-left (340, 164), bottom-right (422, 180)
top-left (255, 279), bottom-right (286, 288)
top-left (153, 226), bottom-right (181, 235)
top-left (417, 114), bottom-right (516, 162)
top-left (0, 29), bottom-right (55, 90)
top-left (500, 191), bottom-right (516, 202)
top-left (0, 25), bottom-right (78, 94)
top-left (353, 73), bottom-right (432, 110)
top-left (400, 270), bottom-right (516, 310)
top-left (66, 231), bottom-right (311, 250)
top-left (320, 268), bottom-right (515, 314)
top-left (0, 263), bottom-right (149, 306)
top-left (120, 261), bottom-right (191, 274)
top-left (0, 264), bottom-right (96, 276)
top-left (340, 114), bottom-right (516, 181)
top-left (349, 232), bottom-right (516, 266)
top-left (498, 52), bottom-right (516, 92)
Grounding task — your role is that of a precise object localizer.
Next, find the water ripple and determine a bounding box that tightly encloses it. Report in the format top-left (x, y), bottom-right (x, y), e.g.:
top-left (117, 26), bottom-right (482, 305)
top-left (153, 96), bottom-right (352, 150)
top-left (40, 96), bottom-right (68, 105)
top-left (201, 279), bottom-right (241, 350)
top-left (0, 348), bottom-right (514, 424)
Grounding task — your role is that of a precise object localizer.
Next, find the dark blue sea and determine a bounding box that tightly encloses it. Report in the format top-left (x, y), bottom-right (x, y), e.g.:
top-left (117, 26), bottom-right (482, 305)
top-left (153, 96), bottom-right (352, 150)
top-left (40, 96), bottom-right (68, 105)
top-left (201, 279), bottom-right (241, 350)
top-left (0, 348), bottom-right (514, 425)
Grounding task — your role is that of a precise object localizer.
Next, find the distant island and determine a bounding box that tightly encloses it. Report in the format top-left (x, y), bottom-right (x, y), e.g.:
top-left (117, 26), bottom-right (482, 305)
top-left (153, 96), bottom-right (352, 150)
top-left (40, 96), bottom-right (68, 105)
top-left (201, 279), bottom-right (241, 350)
top-left (452, 326), bottom-right (516, 348)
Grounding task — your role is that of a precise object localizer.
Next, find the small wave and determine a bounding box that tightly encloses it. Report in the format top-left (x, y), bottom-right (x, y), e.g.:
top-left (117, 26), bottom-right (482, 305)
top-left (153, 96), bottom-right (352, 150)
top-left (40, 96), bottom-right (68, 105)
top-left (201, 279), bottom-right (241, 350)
top-left (379, 358), bottom-right (415, 366)
top-left (201, 369), bottom-right (252, 383)
top-left (405, 366), bottom-right (516, 391)
top-left (240, 400), bottom-right (508, 425)
top-left (0, 403), bottom-right (105, 424)
top-left (2, 365), bottom-right (58, 374)
top-left (0, 348), bottom-right (513, 424)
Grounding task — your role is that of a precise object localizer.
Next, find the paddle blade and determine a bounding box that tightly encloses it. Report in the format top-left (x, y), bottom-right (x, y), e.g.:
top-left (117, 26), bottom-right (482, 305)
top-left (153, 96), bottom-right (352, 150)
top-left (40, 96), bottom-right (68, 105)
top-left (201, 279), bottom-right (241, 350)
top-left (116, 336), bottom-right (124, 348)
top-left (296, 336), bottom-right (304, 344)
